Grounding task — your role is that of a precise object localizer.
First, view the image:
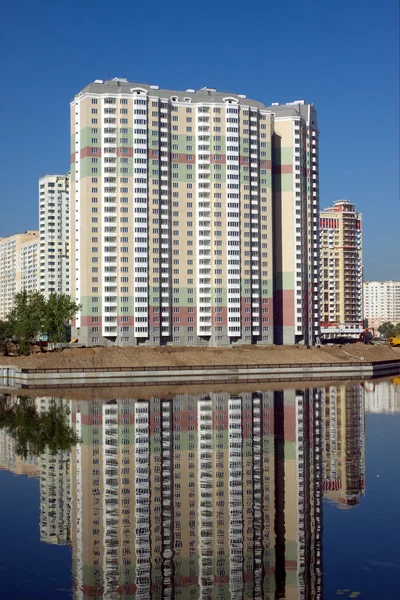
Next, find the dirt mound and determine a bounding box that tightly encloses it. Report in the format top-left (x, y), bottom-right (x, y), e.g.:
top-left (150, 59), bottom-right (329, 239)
top-left (0, 342), bottom-right (398, 370)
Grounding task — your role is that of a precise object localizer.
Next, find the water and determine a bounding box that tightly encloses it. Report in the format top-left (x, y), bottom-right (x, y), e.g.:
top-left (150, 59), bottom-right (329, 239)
top-left (0, 380), bottom-right (399, 599)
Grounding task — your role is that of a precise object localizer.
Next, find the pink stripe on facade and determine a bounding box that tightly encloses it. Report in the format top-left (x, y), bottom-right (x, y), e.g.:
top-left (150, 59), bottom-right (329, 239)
top-left (80, 146), bottom-right (102, 159)
top-left (117, 147), bottom-right (134, 157)
top-left (81, 316), bottom-right (103, 326)
top-left (272, 164), bottom-right (293, 174)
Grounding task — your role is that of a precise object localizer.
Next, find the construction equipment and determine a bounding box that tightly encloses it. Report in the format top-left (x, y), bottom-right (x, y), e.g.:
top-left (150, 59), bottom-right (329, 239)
top-left (359, 328), bottom-right (374, 344)
top-left (386, 336), bottom-right (400, 347)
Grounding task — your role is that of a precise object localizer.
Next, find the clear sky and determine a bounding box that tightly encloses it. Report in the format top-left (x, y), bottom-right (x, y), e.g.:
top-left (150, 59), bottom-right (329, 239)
top-left (0, 0), bottom-right (398, 280)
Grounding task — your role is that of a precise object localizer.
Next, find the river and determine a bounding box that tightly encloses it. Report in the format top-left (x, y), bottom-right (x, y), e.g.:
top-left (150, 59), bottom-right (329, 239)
top-left (0, 379), bottom-right (399, 599)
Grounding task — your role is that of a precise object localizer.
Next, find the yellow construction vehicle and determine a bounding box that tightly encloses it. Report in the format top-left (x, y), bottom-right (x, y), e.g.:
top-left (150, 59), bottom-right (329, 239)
top-left (386, 336), bottom-right (400, 347)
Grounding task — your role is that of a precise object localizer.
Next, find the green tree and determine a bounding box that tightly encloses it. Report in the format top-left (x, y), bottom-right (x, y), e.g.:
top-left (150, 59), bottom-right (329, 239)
top-left (0, 320), bottom-right (13, 355)
top-left (43, 293), bottom-right (81, 349)
top-left (0, 396), bottom-right (78, 459)
top-left (7, 290), bottom-right (46, 355)
top-left (378, 321), bottom-right (396, 339)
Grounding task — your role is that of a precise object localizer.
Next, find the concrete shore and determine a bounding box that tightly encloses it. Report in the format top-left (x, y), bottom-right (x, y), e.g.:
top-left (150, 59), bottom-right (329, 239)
top-left (1, 355), bottom-right (399, 391)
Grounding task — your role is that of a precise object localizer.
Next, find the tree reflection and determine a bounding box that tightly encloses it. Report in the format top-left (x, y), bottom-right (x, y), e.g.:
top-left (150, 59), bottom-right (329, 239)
top-left (0, 396), bottom-right (78, 458)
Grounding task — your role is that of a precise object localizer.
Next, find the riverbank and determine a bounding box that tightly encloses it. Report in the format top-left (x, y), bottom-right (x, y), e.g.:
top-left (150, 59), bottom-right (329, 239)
top-left (1, 343), bottom-right (399, 392)
top-left (0, 342), bottom-right (399, 369)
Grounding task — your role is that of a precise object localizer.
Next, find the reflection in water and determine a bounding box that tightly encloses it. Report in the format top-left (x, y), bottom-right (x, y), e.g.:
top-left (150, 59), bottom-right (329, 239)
top-left (0, 383), bottom-right (371, 599)
top-left (364, 379), bottom-right (400, 413)
top-left (0, 396), bottom-right (73, 545)
top-left (321, 386), bottom-right (365, 508)
top-left (71, 390), bottom-right (323, 600)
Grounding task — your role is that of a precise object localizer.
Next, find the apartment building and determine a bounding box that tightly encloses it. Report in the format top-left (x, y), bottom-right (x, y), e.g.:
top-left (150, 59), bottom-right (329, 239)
top-left (319, 200), bottom-right (363, 338)
top-left (0, 230), bottom-right (39, 320)
top-left (70, 78), bottom-right (319, 347)
top-left (271, 102), bottom-right (320, 345)
top-left (363, 280), bottom-right (400, 330)
top-left (39, 174), bottom-right (70, 298)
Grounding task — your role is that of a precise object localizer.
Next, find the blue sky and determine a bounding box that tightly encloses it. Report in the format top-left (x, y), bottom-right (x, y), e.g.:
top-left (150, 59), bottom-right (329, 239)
top-left (0, 0), bottom-right (398, 279)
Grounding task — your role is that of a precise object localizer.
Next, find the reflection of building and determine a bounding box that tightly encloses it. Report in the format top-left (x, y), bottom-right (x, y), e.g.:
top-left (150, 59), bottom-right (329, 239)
top-left (0, 428), bottom-right (40, 477)
top-left (70, 390), bottom-right (323, 599)
top-left (37, 397), bottom-right (72, 546)
top-left (364, 380), bottom-right (400, 413)
top-left (322, 385), bottom-right (365, 507)
top-left (0, 395), bottom-right (72, 547)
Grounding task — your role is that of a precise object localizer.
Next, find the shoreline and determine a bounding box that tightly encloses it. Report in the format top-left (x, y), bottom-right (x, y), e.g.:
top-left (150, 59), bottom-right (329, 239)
top-left (1, 343), bottom-right (399, 392)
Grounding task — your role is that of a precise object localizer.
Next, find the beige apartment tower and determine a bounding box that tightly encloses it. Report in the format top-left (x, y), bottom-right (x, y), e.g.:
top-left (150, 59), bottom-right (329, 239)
top-left (319, 200), bottom-right (363, 338)
top-left (39, 174), bottom-right (70, 298)
top-left (70, 78), bottom-right (319, 347)
top-left (0, 230), bottom-right (39, 320)
top-left (271, 102), bottom-right (320, 344)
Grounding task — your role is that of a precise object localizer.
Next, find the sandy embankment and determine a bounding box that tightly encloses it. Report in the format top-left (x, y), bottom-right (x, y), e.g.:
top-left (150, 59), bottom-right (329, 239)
top-left (0, 342), bottom-right (399, 370)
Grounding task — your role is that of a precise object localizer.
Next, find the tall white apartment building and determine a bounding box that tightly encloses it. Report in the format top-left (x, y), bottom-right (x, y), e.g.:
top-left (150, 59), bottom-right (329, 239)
top-left (39, 174), bottom-right (70, 298)
top-left (70, 78), bottom-right (319, 347)
top-left (363, 280), bottom-right (400, 329)
top-left (0, 230), bottom-right (39, 320)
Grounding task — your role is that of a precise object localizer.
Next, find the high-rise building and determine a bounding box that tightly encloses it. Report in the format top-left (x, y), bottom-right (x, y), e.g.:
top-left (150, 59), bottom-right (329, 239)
top-left (319, 200), bottom-right (363, 338)
top-left (271, 102), bottom-right (320, 345)
top-left (39, 174), bottom-right (70, 298)
top-left (0, 230), bottom-right (39, 320)
top-left (363, 280), bottom-right (400, 330)
top-left (70, 78), bottom-right (319, 347)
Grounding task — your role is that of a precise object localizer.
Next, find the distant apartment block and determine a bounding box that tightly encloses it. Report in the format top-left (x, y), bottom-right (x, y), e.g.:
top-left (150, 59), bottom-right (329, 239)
top-left (39, 174), bottom-right (70, 297)
top-left (0, 230), bottom-right (39, 320)
top-left (319, 200), bottom-right (363, 338)
top-left (70, 78), bottom-right (319, 347)
top-left (363, 280), bottom-right (400, 330)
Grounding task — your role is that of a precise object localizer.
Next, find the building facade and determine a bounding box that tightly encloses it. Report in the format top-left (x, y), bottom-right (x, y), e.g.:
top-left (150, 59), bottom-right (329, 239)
top-left (39, 174), bottom-right (70, 298)
top-left (70, 78), bottom-right (319, 347)
top-left (363, 280), bottom-right (400, 330)
top-left (0, 230), bottom-right (39, 320)
top-left (271, 102), bottom-right (320, 345)
top-left (319, 200), bottom-right (363, 338)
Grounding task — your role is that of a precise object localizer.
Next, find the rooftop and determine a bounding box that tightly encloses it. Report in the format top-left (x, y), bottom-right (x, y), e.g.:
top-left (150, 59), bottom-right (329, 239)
top-left (74, 78), bottom-right (316, 121)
